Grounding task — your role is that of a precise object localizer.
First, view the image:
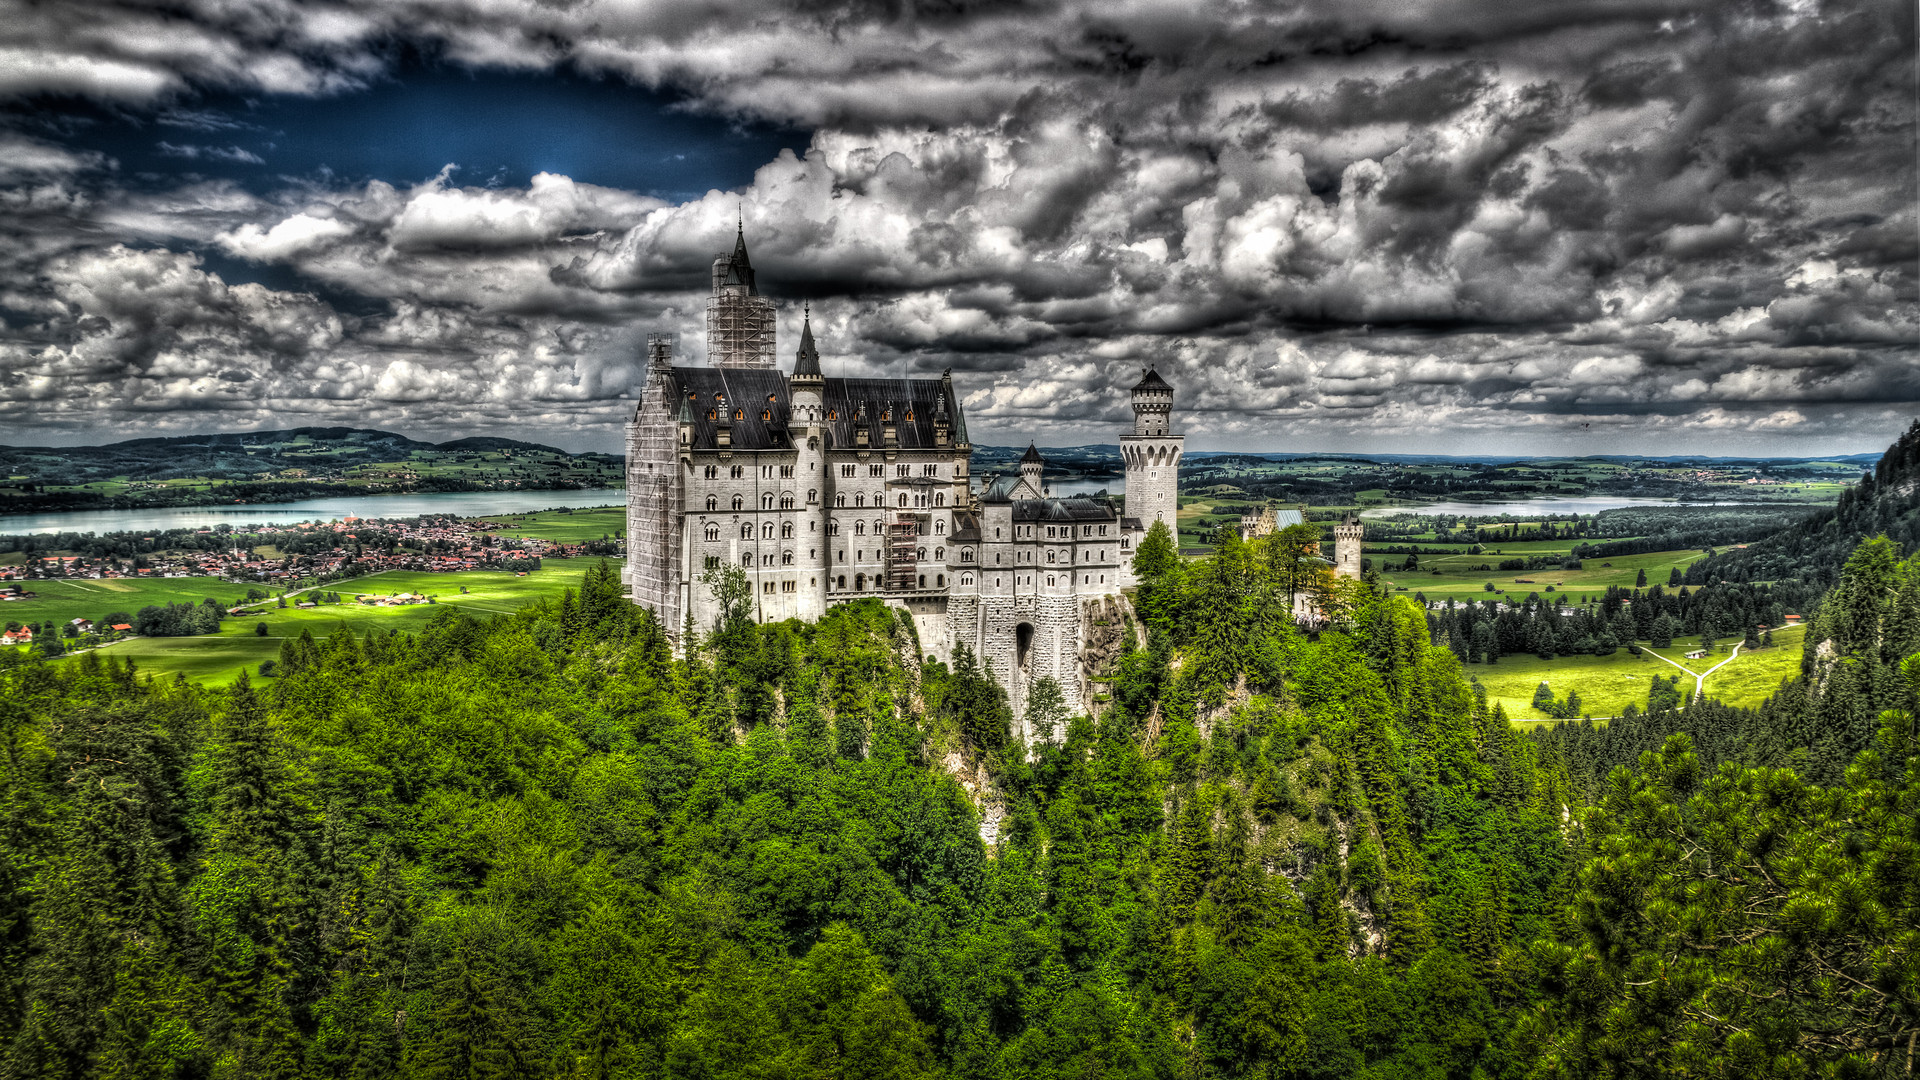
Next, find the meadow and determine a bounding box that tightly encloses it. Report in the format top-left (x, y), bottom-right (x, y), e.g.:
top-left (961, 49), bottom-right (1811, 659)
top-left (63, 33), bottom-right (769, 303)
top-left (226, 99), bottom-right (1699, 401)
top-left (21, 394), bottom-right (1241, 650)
top-left (475, 505), bottom-right (625, 543)
top-left (58, 556), bottom-right (621, 686)
top-left (1479, 623), bottom-right (1807, 720)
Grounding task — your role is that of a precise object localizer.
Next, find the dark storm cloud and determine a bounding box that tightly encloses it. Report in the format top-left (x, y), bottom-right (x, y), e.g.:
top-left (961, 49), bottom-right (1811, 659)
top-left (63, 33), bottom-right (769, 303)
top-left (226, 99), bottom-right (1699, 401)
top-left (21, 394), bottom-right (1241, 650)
top-left (0, 0), bottom-right (1912, 453)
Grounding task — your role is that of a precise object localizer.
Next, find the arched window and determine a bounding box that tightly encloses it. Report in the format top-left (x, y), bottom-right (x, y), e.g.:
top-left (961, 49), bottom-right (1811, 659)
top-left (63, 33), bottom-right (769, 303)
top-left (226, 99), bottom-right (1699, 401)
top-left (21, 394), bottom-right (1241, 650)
top-left (761, 493), bottom-right (775, 510)
top-left (836, 575), bottom-right (846, 588)
top-left (732, 494), bottom-right (743, 511)
top-left (918, 574), bottom-right (926, 588)
top-left (934, 492), bottom-right (945, 507)
top-left (733, 409), bottom-right (745, 420)
top-left (731, 465), bottom-right (743, 479)
top-left (704, 523), bottom-right (719, 541)
top-left (761, 409), bottom-right (771, 421)
top-left (780, 494), bottom-right (794, 509)
top-left (898, 493), bottom-right (909, 507)
top-left (704, 465), bottom-right (717, 479)
top-left (1047, 550), bottom-right (1056, 563)
top-left (855, 520), bottom-right (866, 536)
top-left (854, 493), bottom-right (865, 508)
top-left (781, 522), bottom-right (794, 538)
top-left (706, 409), bottom-right (717, 420)
top-left (829, 521), bottom-right (840, 536)
top-left (782, 551), bottom-right (794, 565)
top-left (740, 523), bottom-right (753, 540)
top-left (935, 546), bottom-right (944, 559)
top-left (873, 519), bottom-right (883, 534)
top-left (762, 522), bottom-right (775, 539)
top-left (705, 495), bottom-right (717, 511)
top-left (835, 493), bottom-right (846, 507)
top-left (855, 573), bottom-right (866, 590)
top-left (936, 574), bottom-right (944, 587)
top-left (917, 547), bottom-right (926, 560)
top-left (961, 548), bottom-right (974, 563)
top-left (741, 553), bottom-right (753, 567)
top-left (807, 488), bottom-right (817, 503)
top-left (960, 575), bottom-right (971, 586)
top-left (827, 409), bottom-right (837, 421)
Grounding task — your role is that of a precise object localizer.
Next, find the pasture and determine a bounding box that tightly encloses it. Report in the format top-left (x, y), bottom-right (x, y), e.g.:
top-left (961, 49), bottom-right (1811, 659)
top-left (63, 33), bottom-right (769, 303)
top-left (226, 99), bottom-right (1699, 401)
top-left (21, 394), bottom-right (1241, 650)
top-left (64, 557), bottom-right (623, 687)
top-left (1477, 624), bottom-right (1807, 720)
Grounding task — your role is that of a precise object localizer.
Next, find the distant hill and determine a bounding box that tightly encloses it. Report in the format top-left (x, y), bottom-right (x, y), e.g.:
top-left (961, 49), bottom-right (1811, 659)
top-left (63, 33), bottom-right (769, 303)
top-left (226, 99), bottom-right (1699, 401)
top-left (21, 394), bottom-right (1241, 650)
top-left (0, 427), bottom-right (621, 513)
top-left (1686, 419), bottom-right (1920, 587)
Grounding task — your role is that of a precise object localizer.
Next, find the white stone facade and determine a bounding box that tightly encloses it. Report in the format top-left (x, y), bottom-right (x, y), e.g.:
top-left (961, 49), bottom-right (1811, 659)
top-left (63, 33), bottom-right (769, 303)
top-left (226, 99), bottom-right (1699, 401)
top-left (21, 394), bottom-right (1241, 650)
top-left (624, 231), bottom-right (1185, 723)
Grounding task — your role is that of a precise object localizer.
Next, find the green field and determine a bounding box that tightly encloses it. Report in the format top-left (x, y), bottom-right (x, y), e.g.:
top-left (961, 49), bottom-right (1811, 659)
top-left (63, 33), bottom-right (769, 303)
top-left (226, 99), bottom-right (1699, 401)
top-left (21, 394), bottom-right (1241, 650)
top-left (63, 556), bottom-right (623, 687)
top-left (1380, 546), bottom-right (1705, 604)
top-left (5, 575), bottom-right (259, 629)
top-left (1475, 624), bottom-right (1807, 720)
top-left (477, 506), bottom-right (625, 543)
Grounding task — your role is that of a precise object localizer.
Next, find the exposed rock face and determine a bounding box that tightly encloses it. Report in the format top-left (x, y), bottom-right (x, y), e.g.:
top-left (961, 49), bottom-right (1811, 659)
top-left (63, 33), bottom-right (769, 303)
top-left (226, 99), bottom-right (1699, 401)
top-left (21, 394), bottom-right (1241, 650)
top-left (1077, 593), bottom-right (1137, 717)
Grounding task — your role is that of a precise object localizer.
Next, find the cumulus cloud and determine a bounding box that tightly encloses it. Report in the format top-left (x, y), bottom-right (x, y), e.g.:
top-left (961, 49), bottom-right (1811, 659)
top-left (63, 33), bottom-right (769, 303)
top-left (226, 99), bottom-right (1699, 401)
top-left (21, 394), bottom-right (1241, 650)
top-left (0, 0), bottom-right (1912, 453)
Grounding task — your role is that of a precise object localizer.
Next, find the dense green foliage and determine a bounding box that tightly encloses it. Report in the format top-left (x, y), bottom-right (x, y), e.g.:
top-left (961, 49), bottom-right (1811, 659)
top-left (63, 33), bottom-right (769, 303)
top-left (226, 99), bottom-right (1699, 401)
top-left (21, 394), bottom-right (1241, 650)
top-left (1, 517), bottom-right (1914, 1079)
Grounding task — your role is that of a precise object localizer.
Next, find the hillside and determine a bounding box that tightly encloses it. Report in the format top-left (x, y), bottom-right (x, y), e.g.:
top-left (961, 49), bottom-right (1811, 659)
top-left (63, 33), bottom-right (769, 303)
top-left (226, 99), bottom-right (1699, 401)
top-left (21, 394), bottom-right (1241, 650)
top-left (0, 516), bottom-right (1912, 1076)
top-left (0, 427), bottom-right (622, 512)
top-left (1687, 418), bottom-right (1920, 587)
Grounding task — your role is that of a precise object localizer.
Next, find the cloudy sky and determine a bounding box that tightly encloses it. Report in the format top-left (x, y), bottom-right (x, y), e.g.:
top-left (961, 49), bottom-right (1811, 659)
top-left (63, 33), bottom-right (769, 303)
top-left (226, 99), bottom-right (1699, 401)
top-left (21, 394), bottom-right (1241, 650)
top-left (0, 0), bottom-right (1913, 456)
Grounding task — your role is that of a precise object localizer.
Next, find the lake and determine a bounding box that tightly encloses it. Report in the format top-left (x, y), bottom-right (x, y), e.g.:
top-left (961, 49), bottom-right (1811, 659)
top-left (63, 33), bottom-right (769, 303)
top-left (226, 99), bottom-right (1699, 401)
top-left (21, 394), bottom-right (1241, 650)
top-left (0, 476), bottom-right (1132, 537)
top-left (1361, 496), bottom-right (1749, 518)
top-left (1, 489), bottom-right (628, 536)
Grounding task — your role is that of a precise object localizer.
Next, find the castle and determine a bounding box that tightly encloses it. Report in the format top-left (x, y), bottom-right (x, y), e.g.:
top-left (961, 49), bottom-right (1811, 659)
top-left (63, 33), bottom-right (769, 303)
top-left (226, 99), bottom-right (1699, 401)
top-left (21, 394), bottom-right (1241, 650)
top-left (624, 226), bottom-right (1356, 716)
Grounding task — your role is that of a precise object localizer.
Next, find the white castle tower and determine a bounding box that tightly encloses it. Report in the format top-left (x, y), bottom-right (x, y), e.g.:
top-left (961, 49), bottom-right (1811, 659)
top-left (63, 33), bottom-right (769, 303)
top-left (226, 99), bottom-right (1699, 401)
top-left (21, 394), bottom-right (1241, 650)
top-left (1120, 367), bottom-right (1182, 529)
top-left (1334, 510), bottom-right (1363, 578)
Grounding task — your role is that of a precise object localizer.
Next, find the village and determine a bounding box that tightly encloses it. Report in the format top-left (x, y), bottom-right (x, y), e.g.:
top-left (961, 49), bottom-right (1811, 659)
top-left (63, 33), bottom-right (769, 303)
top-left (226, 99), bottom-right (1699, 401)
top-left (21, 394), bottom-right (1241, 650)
top-left (0, 514), bottom-right (623, 589)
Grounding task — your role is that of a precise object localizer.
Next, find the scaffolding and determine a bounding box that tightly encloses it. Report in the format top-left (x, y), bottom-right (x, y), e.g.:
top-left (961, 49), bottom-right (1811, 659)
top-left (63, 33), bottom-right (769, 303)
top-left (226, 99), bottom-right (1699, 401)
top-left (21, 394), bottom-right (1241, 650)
top-left (706, 289), bottom-right (776, 368)
top-left (884, 519), bottom-right (919, 591)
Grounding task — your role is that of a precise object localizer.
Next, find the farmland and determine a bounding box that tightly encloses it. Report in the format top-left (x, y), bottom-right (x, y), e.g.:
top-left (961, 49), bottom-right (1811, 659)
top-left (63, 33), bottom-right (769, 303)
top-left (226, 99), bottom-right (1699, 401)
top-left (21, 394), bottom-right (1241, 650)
top-left (54, 556), bottom-right (622, 687)
top-left (1477, 623), bottom-right (1807, 720)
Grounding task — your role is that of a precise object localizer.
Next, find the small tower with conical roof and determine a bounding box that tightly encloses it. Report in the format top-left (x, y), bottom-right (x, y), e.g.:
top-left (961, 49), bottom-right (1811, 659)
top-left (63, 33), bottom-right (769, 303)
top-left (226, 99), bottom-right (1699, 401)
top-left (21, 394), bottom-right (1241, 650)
top-left (1018, 442), bottom-right (1045, 496)
top-left (1120, 366), bottom-right (1184, 529)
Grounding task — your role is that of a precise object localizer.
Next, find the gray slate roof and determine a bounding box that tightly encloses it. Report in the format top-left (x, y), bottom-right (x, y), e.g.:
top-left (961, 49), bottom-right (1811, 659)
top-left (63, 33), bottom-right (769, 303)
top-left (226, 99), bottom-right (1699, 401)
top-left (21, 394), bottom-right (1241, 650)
top-left (661, 367), bottom-right (965, 453)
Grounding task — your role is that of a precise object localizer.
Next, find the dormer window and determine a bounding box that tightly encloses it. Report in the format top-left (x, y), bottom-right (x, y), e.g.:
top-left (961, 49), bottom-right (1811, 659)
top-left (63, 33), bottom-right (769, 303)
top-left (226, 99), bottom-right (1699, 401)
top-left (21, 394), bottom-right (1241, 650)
top-left (762, 409), bottom-right (772, 421)
top-left (733, 409), bottom-right (744, 420)
top-left (827, 409), bottom-right (838, 421)
top-left (707, 409), bottom-right (717, 420)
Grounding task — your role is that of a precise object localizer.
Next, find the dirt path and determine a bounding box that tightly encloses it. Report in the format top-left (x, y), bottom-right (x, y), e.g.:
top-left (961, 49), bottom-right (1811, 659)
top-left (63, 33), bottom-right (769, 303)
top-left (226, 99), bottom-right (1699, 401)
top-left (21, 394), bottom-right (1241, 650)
top-left (1644, 643), bottom-right (1742, 702)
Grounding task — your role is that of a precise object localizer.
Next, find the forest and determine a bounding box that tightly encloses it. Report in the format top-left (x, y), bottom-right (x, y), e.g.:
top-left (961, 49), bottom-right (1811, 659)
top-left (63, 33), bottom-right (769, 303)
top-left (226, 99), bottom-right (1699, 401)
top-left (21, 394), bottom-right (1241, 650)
top-left (0, 453), bottom-right (1915, 1078)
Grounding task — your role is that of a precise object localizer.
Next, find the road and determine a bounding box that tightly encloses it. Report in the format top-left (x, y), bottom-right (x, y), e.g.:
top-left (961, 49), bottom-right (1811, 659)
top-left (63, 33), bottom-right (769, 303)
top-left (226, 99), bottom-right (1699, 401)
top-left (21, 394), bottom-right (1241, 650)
top-left (1640, 643), bottom-right (1742, 703)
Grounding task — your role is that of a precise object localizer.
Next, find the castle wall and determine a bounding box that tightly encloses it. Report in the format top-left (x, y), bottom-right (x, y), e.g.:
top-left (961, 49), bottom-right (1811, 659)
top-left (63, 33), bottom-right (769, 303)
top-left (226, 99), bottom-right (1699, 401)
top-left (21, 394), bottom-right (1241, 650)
top-left (625, 375), bottom-right (683, 633)
top-left (1121, 436), bottom-right (1183, 528)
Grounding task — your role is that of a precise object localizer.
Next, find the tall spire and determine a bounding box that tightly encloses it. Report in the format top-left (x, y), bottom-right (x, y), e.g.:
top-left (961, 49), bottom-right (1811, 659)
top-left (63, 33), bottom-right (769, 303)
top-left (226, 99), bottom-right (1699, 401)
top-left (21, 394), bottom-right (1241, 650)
top-left (794, 303), bottom-right (821, 377)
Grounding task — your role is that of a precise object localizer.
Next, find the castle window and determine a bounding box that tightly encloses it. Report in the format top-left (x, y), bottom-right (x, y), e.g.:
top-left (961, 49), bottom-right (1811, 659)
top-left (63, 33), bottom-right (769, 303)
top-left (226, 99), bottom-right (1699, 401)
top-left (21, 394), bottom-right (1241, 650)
top-left (732, 495), bottom-right (744, 511)
top-left (782, 551), bottom-right (794, 565)
top-left (740, 524), bottom-right (753, 540)
top-left (731, 465), bottom-right (743, 479)
top-left (935, 492), bottom-right (945, 507)
top-left (961, 548), bottom-right (974, 563)
top-left (705, 556), bottom-right (720, 569)
top-left (840, 464), bottom-right (855, 478)
top-left (937, 575), bottom-right (945, 587)
top-left (829, 521), bottom-right (840, 536)
top-left (781, 465), bottom-right (794, 478)
top-left (924, 464), bottom-right (937, 476)
top-left (837, 575), bottom-right (846, 588)
top-left (898, 493), bottom-right (909, 508)
top-left (704, 524), bottom-right (720, 541)
top-left (855, 521), bottom-right (866, 536)
top-left (835, 493), bottom-right (846, 507)
top-left (870, 464), bottom-right (883, 477)
top-left (781, 495), bottom-right (794, 509)
top-left (1047, 551), bottom-right (1056, 563)
top-left (873, 519), bottom-right (883, 534)
top-left (1099, 525), bottom-right (1107, 535)
top-left (707, 409), bottom-right (717, 420)
top-left (760, 493), bottom-right (773, 510)
top-left (808, 488), bottom-right (818, 503)
top-left (782, 522), bottom-right (794, 539)
top-left (905, 410), bottom-right (914, 421)
top-left (935, 520), bottom-right (946, 535)
top-left (897, 464), bottom-right (909, 477)
top-left (706, 495), bottom-right (718, 511)
top-left (935, 547), bottom-right (944, 559)
top-left (961, 575), bottom-right (972, 586)
top-left (918, 574), bottom-right (925, 588)
top-left (704, 465), bottom-right (717, 479)
top-left (762, 522), bottom-right (775, 539)
top-left (763, 581), bottom-right (773, 594)
top-left (767, 394), bottom-right (776, 402)
top-left (917, 547), bottom-right (926, 560)
top-left (761, 410), bottom-right (771, 421)
top-left (741, 553), bottom-right (753, 567)
top-left (734, 409), bottom-right (745, 420)
top-left (854, 493), bottom-right (865, 508)
top-left (995, 528), bottom-right (1001, 539)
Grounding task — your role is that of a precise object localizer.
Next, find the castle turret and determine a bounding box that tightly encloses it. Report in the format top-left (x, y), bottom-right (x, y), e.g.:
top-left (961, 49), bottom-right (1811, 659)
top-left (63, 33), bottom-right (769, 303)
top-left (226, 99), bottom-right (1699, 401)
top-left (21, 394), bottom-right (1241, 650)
top-left (707, 219), bottom-right (775, 368)
top-left (1334, 510), bottom-right (1363, 579)
top-left (1019, 442), bottom-right (1045, 493)
top-left (1120, 366), bottom-right (1183, 527)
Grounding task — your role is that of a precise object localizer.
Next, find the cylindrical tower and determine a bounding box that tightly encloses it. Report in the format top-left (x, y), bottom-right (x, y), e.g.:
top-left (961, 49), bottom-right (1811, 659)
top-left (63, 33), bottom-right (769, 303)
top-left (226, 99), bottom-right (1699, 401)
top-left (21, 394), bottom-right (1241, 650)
top-left (1120, 367), bottom-right (1184, 527)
